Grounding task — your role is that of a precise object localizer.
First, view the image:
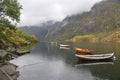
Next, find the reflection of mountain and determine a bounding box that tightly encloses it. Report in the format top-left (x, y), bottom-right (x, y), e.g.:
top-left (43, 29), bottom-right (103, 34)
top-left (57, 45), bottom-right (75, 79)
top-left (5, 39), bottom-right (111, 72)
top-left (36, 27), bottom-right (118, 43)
top-left (75, 57), bottom-right (120, 80)
top-left (16, 41), bottom-right (120, 80)
top-left (33, 42), bottom-right (120, 80)
top-left (88, 64), bottom-right (118, 80)
top-left (75, 60), bottom-right (114, 80)
top-left (30, 42), bottom-right (77, 64)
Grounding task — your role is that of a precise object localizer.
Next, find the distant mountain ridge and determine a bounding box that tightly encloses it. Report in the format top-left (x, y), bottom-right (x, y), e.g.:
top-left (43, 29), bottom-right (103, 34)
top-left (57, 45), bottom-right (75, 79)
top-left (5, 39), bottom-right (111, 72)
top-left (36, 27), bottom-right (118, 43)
top-left (21, 0), bottom-right (120, 43)
top-left (47, 0), bottom-right (120, 42)
top-left (20, 21), bottom-right (60, 41)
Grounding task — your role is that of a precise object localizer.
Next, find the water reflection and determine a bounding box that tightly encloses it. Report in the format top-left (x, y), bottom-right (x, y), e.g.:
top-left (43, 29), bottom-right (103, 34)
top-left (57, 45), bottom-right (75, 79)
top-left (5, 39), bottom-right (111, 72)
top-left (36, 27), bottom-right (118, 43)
top-left (11, 42), bottom-right (120, 80)
top-left (75, 59), bottom-right (114, 66)
top-left (18, 60), bottom-right (95, 80)
top-left (10, 54), bottom-right (44, 68)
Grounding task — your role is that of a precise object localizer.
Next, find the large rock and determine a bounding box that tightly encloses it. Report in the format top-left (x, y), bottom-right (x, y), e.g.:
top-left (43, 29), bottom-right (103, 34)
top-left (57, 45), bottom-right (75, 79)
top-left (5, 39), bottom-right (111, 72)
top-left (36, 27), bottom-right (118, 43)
top-left (0, 63), bottom-right (19, 80)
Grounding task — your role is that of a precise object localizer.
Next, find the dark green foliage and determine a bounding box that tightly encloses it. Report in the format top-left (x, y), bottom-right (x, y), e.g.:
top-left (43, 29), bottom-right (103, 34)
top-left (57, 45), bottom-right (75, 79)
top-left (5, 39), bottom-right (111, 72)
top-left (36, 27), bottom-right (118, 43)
top-left (0, 19), bottom-right (16, 30)
top-left (0, 0), bottom-right (37, 49)
top-left (0, 0), bottom-right (22, 30)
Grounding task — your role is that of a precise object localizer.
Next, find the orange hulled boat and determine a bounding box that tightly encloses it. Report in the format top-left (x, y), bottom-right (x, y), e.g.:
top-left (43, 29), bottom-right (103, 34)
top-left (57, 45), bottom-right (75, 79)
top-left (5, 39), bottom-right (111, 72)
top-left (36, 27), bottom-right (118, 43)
top-left (76, 48), bottom-right (95, 55)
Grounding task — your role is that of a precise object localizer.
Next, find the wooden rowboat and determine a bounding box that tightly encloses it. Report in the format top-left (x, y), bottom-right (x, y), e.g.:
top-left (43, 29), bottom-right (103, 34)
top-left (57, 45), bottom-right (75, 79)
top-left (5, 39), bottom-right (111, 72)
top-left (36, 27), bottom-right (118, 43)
top-left (76, 48), bottom-right (94, 55)
top-left (75, 52), bottom-right (115, 60)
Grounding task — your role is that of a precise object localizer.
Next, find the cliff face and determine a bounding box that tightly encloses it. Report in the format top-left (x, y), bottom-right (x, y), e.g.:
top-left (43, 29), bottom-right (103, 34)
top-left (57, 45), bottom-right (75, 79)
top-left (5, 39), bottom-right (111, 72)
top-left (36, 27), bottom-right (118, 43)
top-left (47, 0), bottom-right (120, 41)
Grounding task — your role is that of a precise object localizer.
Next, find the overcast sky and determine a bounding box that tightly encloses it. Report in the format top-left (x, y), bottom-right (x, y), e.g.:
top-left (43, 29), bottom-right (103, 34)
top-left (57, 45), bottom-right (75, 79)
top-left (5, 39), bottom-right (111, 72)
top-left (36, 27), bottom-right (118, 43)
top-left (18, 0), bottom-right (102, 26)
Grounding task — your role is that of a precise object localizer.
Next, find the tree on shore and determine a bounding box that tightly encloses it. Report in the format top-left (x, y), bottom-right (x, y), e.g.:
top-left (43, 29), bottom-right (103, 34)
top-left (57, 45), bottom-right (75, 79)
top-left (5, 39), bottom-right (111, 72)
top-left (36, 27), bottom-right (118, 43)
top-left (0, 0), bottom-right (37, 49)
top-left (0, 0), bottom-right (22, 30)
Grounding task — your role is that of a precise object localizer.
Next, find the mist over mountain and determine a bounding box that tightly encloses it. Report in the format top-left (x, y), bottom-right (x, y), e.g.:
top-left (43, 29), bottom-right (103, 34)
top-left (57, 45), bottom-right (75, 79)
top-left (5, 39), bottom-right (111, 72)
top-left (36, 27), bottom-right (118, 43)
top-left (21, 0), bottom-right (120, 42)
top-left (20, 21), bottom-right (60, 41)
top-left (18, 0), bottom-right (102, 26)
top-left (46, 0), bottom-right (120, 42)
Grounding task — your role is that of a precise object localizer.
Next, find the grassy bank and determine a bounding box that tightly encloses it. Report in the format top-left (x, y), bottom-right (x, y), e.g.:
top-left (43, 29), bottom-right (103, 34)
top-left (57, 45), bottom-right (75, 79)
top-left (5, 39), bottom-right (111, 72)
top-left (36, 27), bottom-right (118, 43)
top-left (69, 29), bottom-right (120, 43)
top-left (0, 27), bottom-right (38, 49)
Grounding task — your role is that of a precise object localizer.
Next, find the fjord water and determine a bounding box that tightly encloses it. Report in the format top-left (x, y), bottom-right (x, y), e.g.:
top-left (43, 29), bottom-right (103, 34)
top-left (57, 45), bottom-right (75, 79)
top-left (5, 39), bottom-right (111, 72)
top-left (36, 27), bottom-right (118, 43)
top-left (11, 42), bottom-right (120, 80)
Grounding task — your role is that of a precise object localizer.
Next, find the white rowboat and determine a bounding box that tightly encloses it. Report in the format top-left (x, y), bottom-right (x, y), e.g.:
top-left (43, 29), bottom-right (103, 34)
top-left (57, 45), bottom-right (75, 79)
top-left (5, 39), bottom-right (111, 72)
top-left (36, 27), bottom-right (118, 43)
top-left (75, 52), bottom-right (115, 60)
top-left (60, 44), bottom-right (70, 47)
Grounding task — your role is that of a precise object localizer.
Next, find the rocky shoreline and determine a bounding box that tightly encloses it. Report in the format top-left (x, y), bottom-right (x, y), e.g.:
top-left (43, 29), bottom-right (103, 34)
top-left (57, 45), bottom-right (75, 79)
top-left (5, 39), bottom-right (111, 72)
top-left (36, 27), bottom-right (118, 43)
top-left (0, 49), bottom-right (30, 80)
top-left (0, 62), bottom-right (19, 80)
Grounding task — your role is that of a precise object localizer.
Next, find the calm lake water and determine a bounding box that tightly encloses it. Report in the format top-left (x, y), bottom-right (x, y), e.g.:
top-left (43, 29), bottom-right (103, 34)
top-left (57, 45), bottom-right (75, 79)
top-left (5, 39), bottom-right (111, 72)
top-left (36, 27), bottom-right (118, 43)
top-left (11, 42), bottom-right (120, 80)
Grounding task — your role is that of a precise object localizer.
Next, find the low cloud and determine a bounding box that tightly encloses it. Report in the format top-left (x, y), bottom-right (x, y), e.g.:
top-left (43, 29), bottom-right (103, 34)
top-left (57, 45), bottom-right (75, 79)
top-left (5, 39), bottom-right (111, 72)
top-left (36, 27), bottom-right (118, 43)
top-left (18, 0), bottom-right (102, 26)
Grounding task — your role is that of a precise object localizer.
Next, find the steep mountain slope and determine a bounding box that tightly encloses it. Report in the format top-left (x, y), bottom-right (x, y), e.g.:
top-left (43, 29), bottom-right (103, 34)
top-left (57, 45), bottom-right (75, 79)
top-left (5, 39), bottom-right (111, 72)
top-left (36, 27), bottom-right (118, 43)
top-left (47, 0), bottom-right (120, 42)
top-left (20, 21), bottom-right (60, 41)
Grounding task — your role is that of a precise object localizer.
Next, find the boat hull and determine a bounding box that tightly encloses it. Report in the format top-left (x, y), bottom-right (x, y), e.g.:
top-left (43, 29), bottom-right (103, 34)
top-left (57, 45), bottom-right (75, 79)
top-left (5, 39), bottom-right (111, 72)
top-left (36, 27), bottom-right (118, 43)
top-left (76, 48), bottom-right (94, 55)
top-left (60, 44), bottom-right (70, 47)
top-left (75, 53), bottom-right (114, 61)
